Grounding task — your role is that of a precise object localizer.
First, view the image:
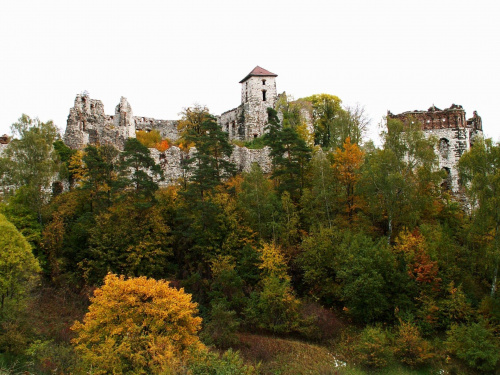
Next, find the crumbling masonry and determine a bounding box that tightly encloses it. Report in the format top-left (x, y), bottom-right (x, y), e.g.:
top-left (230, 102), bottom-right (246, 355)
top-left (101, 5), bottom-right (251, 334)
top-left (63, 67), bottom-right (484, 191)
top-left (388, 104), bottom-right (483, 192)
top-left (63, 67), bottom-right (280, 183)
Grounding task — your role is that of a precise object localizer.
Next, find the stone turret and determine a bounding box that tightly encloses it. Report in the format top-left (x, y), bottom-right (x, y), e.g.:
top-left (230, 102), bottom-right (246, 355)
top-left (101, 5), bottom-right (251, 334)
top-left (64, 94), bottom-right (136, 150)
top-left (114, 96), bottom-right (136, 144)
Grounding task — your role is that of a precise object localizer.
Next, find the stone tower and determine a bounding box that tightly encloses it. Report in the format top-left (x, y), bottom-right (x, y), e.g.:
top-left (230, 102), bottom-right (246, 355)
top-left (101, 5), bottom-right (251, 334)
top-left (239, 66), bottom-right (278, 139)
top-left (64, 94), bottom-right (137, 150)
top-left (388, 104), bottom-right (483, 192)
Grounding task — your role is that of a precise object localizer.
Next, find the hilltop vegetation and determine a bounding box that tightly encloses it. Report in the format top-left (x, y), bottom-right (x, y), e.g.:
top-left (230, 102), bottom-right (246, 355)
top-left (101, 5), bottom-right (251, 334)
top-left (0, 98), bottom-right (499, 374)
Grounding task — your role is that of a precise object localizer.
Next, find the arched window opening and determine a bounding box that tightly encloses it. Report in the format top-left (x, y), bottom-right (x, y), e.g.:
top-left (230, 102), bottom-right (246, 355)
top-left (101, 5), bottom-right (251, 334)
top-left (441, 167), bottom-right (452, 191)
top-left (439, 138), bottom-right (450, 159)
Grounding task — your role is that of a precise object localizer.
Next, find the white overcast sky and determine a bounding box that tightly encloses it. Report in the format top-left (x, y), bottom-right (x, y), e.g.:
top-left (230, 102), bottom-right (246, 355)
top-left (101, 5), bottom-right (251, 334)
top-left (0, 0), bottom-right (498, 144)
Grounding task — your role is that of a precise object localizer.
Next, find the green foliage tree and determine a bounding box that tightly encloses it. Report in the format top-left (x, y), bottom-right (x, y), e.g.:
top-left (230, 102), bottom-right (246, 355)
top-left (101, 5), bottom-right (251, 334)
top-left (86, 200), bottom-right (172, 284)
top-left (353, 325), bottom-right (393, 369)
top-left (0, 114), bottom-right (60, 224)
top-left (246, 243), bottom-right (302, 334)
top-left (300, 229), bottom-right (410, 322)
top-left (72, 273), bottom-right (204, 374)
top-left (81, 144), bottom-right (119, 212)
top-left (459, 137), bottom-right (500, 296)
top-left (301, 94), bottom-right (342, 149)
top-left (116, 138), bottom-right (163, 205)
top-left (446, 320), bottom-right (499, 372)
top-left (184, 114), bottom-right (235, 200)
top-left (361, 118), bottom-right (441, 242)
top-left (177, 104), bottom-right (212, 149)
top-left (300, 151), bottom-right (336, 230)
top-left (264, 108), bottom-right (311, 201)
top-left (238, 163), bottom-right (280, 240)
top-left (0, 213), bottom-right (41, 311)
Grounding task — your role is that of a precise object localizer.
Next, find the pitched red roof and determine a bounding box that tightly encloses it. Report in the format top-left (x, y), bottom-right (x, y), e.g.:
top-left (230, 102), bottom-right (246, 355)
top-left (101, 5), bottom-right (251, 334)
top-left (239, 66), bottom-right (278, 83)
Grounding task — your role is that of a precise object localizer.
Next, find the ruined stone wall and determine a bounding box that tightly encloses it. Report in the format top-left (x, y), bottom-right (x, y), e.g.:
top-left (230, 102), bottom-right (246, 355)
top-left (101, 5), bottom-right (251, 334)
top-left (149, 145), bottom-right (271, 187)
top-left (219, 107), bottom-right (246, 140)
top-left (388, 104), bottom-right (483, 192)
top-left (64, 94), bottom-right (136, 150)
top-left (135, 117), bottom-right (179, 141)
top-left (64, 94), bottom-right (179, 150)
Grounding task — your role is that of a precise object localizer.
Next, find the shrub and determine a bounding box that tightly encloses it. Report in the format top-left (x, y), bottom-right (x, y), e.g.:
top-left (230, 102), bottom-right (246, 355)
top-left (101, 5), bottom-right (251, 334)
top-left (244, 136), bottom-right (266, 150)
top-left (245, 275), bottom-right (302, 334)
top-left (446, 321), bottom-right (499, 372)
top-left (187, 348), bottom-right (257, 375)
top-left (71, 273), bottom-right (204, 374)
top-left (353, 326), bottom-right (393, 369)
top-left (393, 320), bottom-right (434, 368)
top-left (202, 300), bottom-right (240, 349)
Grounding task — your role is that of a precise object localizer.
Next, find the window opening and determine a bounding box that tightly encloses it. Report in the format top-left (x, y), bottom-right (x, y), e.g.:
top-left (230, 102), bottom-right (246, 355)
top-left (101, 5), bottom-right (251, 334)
top-left (262, 90), bottom-right (267, 102)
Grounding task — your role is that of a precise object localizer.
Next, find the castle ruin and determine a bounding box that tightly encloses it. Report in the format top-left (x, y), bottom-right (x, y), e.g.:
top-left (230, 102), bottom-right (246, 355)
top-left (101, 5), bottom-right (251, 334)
top-left (64, 66), bottom-right (280, 150)
top-left (63, 66), bottom-right (281, 183)
top-left (388, 104), bottom-right (483, 192)
top-left (63, 66), bottom-right (484, 192)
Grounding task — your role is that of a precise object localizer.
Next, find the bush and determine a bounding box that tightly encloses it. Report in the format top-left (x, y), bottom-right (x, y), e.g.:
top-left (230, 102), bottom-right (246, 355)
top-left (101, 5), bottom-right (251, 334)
top-left (187, 349), bottom-right (257, 375)
top-left (244, 136), bottom-right (266, 150)
top-left (393, 320), bottom-right (434, 368)
top-left (0, 322), bottom-right (28, 355)
top-left (71, 273), bottom-right (204, 374)
top-left (245, 275), bottom-right (302, 334)
top-left (353, 326), bottom-right (393, 369)
top-left (202, 300), bottom-right (240, 349)
top-left (26, 340), bottom-right (80, 374)
top-left (446, 321), bottom-right (499, 372)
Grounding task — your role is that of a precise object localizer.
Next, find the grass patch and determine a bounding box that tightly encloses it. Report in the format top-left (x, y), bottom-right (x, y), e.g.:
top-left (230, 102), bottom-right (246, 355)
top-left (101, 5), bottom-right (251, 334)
top-left (244, 136), bottom-right (266, 149)
top-left (236, 333), bottom-right (447, 375)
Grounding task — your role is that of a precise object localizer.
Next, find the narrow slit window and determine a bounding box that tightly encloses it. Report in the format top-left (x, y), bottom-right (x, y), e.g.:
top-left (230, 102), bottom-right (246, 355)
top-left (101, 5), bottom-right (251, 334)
top-left (262, 79), bottom-right (266, 85)
top-left (262, 90), bottom-right (267, 102)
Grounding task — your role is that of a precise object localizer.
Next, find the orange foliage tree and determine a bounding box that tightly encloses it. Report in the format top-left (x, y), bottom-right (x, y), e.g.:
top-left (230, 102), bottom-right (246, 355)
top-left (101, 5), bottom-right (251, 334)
top-left (71, 274), bottom-right (204, 374)
top-left (394, 230), bottom-right (442, 328)
top-left (136, 130), bottom-right (170, 152)
top-left (332, 137), bottom-right (364, 223)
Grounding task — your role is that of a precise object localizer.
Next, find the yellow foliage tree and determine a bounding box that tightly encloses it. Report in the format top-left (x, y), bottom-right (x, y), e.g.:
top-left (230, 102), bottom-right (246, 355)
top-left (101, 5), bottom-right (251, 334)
top-left (71, 273), bottom-right (204, 374)
top-left (259, 242), bottom-right (289, 281)
top-left (332, 137), bottom-right (364, 224)
top-left (136, 130), bottom-right (170, 152)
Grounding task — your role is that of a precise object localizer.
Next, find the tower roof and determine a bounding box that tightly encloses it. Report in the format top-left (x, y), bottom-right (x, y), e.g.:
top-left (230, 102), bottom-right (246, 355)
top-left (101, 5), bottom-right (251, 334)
top-left (239, 66), bottom-right (277, 83)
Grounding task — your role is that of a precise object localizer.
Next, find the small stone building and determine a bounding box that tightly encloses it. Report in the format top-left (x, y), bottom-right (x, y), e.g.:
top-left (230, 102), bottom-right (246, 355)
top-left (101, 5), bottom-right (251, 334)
top-left (387, 104), bottom-right (483, 192)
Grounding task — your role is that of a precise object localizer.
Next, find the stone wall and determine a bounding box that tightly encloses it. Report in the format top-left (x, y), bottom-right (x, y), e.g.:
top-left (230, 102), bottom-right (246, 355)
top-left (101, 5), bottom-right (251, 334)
top-left (64, 94), bottom-right (129, 150)
top-left (64, 94), bottom-right (179, 150)
top-left (135, 117), bottom-right (179, 141)
top-left (149, 145), bottom-right (271, 187)
top-left (63, 93), bottom-right (272, 187)
top-left (388, 104), bottom-right (483, 192)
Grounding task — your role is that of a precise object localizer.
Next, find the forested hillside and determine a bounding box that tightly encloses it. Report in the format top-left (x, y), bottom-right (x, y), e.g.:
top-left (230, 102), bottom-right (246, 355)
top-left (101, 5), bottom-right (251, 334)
top-left (0, 96), bottom-right (499, 374)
